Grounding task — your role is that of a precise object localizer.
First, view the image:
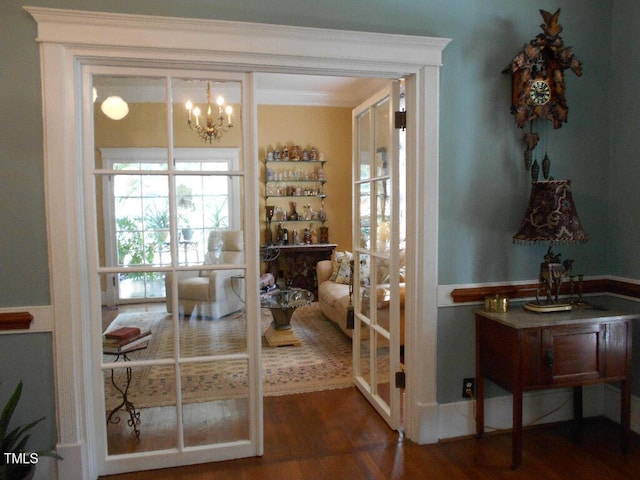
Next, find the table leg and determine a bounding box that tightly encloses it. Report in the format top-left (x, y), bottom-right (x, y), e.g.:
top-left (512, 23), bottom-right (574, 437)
top-left (511, 387), bottom-right (523, 470)
top-left (476, 373), bottom-right (485, 438)
top-left (106, 356), bottom-right (141, 438)
top-left (475, 315), bottom-right (484, 439)
top-left (572, 386), bottom-right (584, 444)
top-left (621, 378), bottom-right (631, 453)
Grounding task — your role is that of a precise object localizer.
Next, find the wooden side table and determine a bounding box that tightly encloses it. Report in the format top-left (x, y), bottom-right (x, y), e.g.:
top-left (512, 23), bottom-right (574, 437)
top-left (475, 307), bottom-right (634, 469)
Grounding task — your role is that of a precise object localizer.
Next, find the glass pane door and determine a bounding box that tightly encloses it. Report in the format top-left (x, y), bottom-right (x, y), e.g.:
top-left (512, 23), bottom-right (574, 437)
top-left (352, 82), bottom-right (403, 430)
top-left (91, 72), bottom-right (260, 476)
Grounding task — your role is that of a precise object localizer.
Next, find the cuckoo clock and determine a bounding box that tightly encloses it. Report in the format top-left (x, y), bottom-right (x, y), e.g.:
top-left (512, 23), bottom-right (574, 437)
top-left (506, 9), bottom-right (582, 178)
top-left (508, 9), bottom-right (582, 129)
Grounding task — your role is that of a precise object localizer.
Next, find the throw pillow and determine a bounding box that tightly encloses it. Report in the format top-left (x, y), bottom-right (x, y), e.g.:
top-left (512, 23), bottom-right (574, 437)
top-left (335, 254), bottom-right (353, 284)
top-left (329, 251), bottom-right (351, 282)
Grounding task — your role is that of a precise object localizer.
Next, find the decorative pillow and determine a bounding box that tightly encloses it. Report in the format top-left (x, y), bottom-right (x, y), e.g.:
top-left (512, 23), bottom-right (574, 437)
top-left (335, 255), bottom-right (353, 284)
top-left (329, 251), bottom-right (351, 282)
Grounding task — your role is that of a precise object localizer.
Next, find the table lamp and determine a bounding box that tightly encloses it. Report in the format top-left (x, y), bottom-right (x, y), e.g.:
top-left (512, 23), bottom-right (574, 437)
top-left (513, 180), bottom-right (588, 312)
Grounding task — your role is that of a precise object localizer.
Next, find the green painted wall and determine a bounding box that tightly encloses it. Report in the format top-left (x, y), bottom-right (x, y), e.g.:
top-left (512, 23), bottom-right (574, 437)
top-left (609, 0), bottom-right (640, 278)
top-left (0, 334), bottom-right (56, 452)
top-left (1, 0), bottom-right (638, 435)
top-left (0, 0), bottom-right (625, 302)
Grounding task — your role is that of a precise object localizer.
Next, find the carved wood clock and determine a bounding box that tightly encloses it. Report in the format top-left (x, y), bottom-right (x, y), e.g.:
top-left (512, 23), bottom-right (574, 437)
top-left (507, 9), bottom-right (582, 179)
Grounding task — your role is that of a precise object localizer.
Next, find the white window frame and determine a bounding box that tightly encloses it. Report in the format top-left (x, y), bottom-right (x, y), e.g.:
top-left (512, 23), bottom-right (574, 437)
top-left (100, 147), bottom-right (241, 305)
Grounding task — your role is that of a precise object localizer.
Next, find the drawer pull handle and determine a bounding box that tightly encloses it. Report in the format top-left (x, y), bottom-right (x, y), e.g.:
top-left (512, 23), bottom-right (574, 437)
top-left (546, 349), bottom-right (554, 368)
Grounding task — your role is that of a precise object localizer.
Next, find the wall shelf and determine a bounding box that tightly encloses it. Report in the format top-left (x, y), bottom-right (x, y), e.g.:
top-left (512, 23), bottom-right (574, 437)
top-left (262, 145), bottom-right (332, 281)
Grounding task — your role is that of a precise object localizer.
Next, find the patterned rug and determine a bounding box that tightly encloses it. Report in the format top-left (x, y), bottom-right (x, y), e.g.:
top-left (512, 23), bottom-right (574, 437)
top-left (104, 303), bottom-right (382, 409)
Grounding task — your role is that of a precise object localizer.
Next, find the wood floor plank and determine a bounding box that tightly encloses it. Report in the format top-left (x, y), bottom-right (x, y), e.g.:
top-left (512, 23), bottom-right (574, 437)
top-left (101, 387), bottom-right (639, 480)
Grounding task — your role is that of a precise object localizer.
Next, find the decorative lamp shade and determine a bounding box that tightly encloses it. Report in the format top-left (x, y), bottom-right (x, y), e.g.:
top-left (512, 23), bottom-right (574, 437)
top-left (513, 180), bottom-right (588, 245)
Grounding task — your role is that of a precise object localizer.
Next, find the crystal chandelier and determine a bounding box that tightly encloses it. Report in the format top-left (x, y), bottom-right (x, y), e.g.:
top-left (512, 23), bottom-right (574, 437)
top-left (185, 82), bottom-right (233, 143)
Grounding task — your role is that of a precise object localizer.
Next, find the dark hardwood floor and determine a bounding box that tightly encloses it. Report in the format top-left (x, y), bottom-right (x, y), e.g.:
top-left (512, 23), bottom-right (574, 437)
top-left (101, 387), bottom-right (638, 479)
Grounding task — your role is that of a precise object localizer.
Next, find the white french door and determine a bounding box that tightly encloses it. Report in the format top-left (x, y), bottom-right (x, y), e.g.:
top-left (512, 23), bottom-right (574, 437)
top-left (87, 68), bottom-right (262, 475)
top-left (352, 82), bottom-right (404, 429)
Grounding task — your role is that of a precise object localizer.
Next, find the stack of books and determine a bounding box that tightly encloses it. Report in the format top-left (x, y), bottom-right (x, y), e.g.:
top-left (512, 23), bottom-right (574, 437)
top-left (103, 326), bottom-right (152, 354)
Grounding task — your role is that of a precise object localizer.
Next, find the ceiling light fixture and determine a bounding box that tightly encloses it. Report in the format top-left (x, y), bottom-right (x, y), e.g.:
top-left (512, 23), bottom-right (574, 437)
top-left (185, 82), bottom-right (233, 143)
top-left (100, 95), bottom-right (129, 120)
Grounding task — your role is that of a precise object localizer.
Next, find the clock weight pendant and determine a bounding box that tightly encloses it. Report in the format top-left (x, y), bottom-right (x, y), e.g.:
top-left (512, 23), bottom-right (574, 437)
top-left (524, 148), bottom-right (533, 171)
top-left (542, 153), bottom-right (551, 180)
top-left (531, 158), bottom-right (540, 182)
top-left (523, 125), bottom-right (539, 171)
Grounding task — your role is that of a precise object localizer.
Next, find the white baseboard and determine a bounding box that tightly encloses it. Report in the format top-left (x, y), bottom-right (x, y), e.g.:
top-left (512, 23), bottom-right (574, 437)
top-left (33, 457), bottom-right (54, 480)
top-left (54, 442), bottom-right (87, 480)
top-left (411, 400), bottom-right (440, 444)
top-left (438, 385), bottom-right (609, 440)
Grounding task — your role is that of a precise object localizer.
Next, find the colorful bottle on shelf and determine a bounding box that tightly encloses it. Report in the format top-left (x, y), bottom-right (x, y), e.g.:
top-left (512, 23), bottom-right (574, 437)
top-left (290, 202), bottom-right (299, 221)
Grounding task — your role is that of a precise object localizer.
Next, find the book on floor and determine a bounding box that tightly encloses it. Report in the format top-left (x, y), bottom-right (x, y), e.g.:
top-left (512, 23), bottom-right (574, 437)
top-left (103, 329), bottom-right (152, 353)
top-left (104, 326), bottom-right (141, 340)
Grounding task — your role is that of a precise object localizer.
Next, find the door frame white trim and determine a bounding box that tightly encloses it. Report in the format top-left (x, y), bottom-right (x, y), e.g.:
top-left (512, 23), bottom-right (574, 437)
top-left (26, 6), bottom-right (449, 478)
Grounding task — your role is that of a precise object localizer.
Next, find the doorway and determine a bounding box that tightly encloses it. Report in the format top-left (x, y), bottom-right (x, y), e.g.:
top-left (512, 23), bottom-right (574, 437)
top-left (95, 70), bottom-right (401, 462)
top-left (29, 7), bottom-right (447, 478)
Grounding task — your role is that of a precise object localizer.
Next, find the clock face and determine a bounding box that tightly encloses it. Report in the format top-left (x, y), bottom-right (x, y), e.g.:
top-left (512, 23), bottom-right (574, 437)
top-left (529, 79), bottom-right (551, 106)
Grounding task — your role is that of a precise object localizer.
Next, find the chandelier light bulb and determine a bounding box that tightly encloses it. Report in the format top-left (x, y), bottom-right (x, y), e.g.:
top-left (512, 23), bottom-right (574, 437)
top-left (101, 95), bottom-right (129, 120)
top-left (191, 106), bottom-right (201, 126)
top-left (225, 105), bottom-right (233, 125)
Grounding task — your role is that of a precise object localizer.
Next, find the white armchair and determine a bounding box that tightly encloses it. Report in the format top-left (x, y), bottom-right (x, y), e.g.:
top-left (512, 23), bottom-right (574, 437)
top-left (166, 230), bottom-right (245, 319)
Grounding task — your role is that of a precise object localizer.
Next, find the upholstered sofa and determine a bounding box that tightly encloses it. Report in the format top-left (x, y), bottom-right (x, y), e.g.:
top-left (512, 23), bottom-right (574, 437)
top-left (316, 255), bottom-right (405, 341)
top-left (166, 230), bottom-right (245, 319)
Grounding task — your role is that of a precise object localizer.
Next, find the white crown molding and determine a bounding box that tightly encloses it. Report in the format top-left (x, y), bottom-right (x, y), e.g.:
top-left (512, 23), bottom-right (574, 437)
top-left (28, 6), bottom-right (449, 108)
top-left (256, 88), bottom-right (355, 107)
top-left (25, 6), bottom-right (449, 76)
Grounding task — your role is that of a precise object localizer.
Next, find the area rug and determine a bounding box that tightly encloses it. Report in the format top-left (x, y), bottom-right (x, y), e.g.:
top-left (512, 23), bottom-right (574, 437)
top-left (104, 303), bottom-right (387, 409)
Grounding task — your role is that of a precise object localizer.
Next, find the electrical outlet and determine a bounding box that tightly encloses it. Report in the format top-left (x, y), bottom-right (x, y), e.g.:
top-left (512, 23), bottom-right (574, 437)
top-left (462, 377), bottom-right (475, 398)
